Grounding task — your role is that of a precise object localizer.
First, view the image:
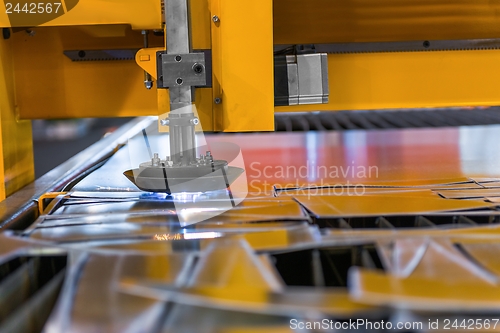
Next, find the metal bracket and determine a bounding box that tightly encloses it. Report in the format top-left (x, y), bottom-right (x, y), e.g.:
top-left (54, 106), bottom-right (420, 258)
top-left (157, 51), bottom-right (211, 88)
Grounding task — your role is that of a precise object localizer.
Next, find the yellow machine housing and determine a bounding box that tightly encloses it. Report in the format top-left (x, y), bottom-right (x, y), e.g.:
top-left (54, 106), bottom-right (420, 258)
top-left (2, 0), bottom-right (500, 198)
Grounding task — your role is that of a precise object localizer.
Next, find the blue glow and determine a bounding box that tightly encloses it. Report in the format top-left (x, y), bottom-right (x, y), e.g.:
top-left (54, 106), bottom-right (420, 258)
top-left (306, 132), bottom-right (318, 181)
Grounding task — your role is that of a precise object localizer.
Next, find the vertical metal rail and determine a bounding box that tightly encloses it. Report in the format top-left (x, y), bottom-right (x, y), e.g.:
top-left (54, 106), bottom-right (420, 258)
top-left (165, 0), bottom-right (197, 166)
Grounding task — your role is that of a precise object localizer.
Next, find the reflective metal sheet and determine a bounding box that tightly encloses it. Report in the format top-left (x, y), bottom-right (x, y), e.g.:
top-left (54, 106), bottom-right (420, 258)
top-left (349, 239), bottom-right (500, 312)
top-left (74, 125), bottom-right (500, 195)
top-left (480, 181), bottom-right (500, 188)
top-left (29, 221), bottom-right (310, 244)
top-left (7, 123), bottom-right (500, 330)
top-left (64, 253), bottom-right (178, 333)
top-left (208, 127), bottom-right (478, 193)
top-left (50, 196), bottom-right (306, 222)
top-left (66, 125), bottom-right (500, 220)
top-left (459, 243), bottom-right (500, 277)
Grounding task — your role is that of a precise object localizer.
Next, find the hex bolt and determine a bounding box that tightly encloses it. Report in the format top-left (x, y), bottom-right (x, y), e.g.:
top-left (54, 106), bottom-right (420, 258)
top-left (212, 15), bottom-right (220, 23)
top-left (191, 118), bottom-right (200, 125)
top-left (176, 78), bottom-right (183, 85)
top-left (152, 153), bottom-right (160, 166)
top-left (214, 97), bottom-right (222, 104)
top-left (160, 119), bottom-right (170, 126)
top-left (192, 63), bottom-right (204, 74)
top-left (175, 55), bottom-right (182, 62)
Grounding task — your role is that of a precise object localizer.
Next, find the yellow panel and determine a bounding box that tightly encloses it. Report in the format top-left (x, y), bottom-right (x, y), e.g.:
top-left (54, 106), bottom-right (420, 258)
top-left (274, 0), bottom-right (500, 44)
top-left (352, 268), bottom-right (500, 310)
top-left (0, 36), bottom-right (34, 199)
top-left (13, 0), bottom-right (214, 127)
top-left (212, 0), bottom-right (275, 132)
top-left (13, 26), bottom-right (162, 119)
top-left (243, 230), bottom-right (289, 250)
top-left (276, 50), bottom-right (500, 113)
top-left (191, 0), bottom-right (212, 50)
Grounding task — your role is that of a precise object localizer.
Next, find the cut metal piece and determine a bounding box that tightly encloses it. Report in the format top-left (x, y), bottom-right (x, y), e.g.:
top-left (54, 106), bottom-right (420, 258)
top-left (275, 39), bottom-right (500, 54)
top-left (63, 49), bottom-right (139, 61)
top-left (292, 194), bottom-right (495, 218)
top-left (437, 188), bottom-right (500, 199)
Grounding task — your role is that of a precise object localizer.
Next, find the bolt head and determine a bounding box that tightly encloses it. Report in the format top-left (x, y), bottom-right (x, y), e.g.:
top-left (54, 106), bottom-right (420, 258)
top-left (144, 81), bottom-right (153, 89)
top-left (214, 97), bottom-right (222, 104)
top-left (212, 15), bottom-right (220, 23)
top-left (176, 78), bottom-right (183, 85)
top-left (191, 118), bottom-right (200, 125)
top-left (192, 63), bottom-right (204, 74)
top-left (160, 119), bottom-right (170, 126)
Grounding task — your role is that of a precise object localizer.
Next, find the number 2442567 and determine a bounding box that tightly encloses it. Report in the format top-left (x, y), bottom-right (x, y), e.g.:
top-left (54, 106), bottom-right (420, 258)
top-left (5, 2), bottom-right (62, 14)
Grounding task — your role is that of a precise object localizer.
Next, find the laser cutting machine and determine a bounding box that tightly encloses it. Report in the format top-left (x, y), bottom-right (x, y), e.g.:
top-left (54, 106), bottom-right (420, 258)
top-left (1, 0), bottom-right (500, 332)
